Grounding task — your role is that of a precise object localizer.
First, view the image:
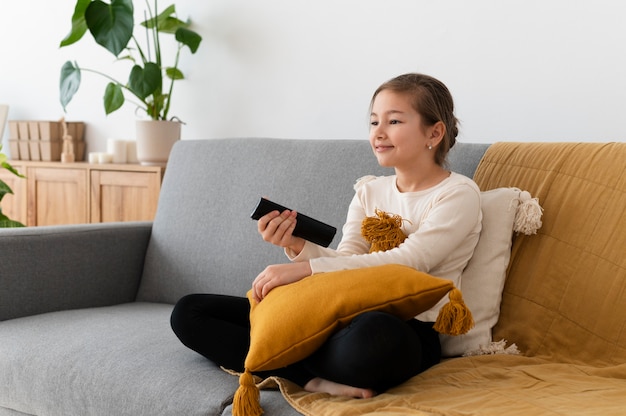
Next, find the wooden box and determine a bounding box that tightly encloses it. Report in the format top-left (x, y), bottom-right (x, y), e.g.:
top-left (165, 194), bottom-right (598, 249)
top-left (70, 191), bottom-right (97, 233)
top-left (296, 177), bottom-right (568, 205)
top-left (8, 140), bottom-right (20, 160)
top-left (7, 120), bottom-right (85, 161)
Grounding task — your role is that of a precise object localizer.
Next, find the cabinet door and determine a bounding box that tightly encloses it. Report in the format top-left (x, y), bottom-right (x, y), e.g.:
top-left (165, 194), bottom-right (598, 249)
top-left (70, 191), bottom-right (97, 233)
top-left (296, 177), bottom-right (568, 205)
top-left (27, 167), bottom-right (88, 225)
top-left (0, 162), bottom-right (26, 225)
top-left (90, 170), bottom-right (161, 223)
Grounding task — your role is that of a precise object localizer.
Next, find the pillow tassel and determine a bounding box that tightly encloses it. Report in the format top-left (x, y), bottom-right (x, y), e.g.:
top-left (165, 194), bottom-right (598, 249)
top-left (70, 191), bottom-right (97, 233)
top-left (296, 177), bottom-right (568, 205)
top-left (434, 288), bottom-right (474, 336)
top-left (513, 191), bottom-right (543, 235)
top-left (233, 369), bottom-right (263, 416)
top-left (361, 209), bottom-right (408, 253)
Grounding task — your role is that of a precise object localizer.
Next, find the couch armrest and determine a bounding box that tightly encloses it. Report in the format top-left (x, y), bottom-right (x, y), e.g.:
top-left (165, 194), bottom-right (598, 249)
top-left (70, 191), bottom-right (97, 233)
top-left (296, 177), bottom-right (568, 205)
top-left (0, 222), bottom-right (152, 321)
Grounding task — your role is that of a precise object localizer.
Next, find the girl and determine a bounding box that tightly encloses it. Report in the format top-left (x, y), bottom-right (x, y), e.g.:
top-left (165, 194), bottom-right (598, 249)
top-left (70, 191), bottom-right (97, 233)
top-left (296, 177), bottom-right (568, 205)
top-left (171, 73), bottom-right (482, 398)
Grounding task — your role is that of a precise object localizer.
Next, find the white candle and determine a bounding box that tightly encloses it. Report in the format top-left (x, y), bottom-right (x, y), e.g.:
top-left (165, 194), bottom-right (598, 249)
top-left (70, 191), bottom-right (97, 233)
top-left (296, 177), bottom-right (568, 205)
top-left (126, 140), bottom-right (138, 163)
top-left (88, 152), bottom-right (100, 163)
top-left (107, 138), bottom-right (127, 163)
top-left (98, 153), bottom-right (113, 164)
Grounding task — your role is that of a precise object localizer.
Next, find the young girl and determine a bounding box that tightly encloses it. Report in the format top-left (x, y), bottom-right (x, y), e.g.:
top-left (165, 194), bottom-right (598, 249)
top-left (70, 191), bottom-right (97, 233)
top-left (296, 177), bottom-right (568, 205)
top-left (171, 73), bottom-right (482, 398)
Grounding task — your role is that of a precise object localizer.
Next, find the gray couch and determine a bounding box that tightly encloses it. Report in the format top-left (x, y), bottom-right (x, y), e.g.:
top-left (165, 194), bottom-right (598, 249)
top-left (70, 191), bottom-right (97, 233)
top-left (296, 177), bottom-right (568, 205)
top-left (0, 138), bottom-right (489, 416)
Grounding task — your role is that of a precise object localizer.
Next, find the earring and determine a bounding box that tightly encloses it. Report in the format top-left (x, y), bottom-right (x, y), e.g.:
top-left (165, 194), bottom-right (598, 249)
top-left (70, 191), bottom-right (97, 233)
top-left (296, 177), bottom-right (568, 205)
top-left (428, 144), bottom-right (433, 150)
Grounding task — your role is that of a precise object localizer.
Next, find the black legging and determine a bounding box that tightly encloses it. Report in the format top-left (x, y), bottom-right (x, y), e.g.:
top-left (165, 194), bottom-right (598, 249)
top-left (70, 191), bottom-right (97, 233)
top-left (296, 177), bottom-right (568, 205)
top-left (170, 293), bottom-right (441, 393)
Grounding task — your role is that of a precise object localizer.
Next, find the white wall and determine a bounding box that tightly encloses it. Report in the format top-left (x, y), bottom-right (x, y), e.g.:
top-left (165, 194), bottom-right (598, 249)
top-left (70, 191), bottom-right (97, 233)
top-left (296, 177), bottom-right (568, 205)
top-left (2, 0), bottom-right (626, 156)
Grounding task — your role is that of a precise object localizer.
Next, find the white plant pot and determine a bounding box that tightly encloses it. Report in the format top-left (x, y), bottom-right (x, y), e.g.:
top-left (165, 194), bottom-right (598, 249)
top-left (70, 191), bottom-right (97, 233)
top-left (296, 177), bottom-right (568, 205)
top-left (135, 120), bottom-right (181, 166)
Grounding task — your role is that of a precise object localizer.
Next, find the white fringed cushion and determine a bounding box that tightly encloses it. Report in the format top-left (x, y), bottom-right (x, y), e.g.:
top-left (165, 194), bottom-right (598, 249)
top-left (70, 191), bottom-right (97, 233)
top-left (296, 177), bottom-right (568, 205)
top-left (440, 187), bottom-right (541, 356)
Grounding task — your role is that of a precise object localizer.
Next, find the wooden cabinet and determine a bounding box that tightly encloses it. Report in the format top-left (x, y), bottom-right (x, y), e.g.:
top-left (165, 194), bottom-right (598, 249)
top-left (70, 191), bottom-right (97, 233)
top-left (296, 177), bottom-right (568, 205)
top-left (90, 169), bottom-right (161, 223)
top-left (1, 161), bottom-right (163, 226)
top-left (28, 166), bottom-right (88, 225)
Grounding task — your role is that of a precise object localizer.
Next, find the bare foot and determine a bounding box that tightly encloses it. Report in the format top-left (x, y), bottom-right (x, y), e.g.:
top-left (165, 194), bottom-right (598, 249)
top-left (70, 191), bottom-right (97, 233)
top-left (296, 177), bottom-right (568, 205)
top-left (304, 377), bottom-right (376, 399)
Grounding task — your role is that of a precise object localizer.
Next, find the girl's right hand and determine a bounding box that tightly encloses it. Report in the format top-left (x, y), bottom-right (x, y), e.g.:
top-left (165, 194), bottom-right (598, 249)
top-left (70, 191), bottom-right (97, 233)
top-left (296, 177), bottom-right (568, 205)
top-left (257, 210), bottom-right (305, 254)
top-left (251, 261), bottom-right (312, 302)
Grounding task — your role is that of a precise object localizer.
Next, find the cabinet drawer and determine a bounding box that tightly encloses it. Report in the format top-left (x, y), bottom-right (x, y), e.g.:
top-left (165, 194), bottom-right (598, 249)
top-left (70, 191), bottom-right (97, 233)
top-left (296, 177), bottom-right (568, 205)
top-left (90, 170), bottom-right (161, 223)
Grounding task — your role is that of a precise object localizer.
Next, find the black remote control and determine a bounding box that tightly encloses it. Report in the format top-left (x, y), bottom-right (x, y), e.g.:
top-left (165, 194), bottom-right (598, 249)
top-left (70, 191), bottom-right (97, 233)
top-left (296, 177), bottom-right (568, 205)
top-left (250, 198), bottom-right (337, 247)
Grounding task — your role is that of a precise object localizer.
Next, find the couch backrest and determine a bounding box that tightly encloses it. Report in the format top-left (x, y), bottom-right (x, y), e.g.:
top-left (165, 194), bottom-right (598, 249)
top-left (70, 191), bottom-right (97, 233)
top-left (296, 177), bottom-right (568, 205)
top-left (474, 142), bottom-right (626, 365)
top-left (136, 138), bottom-right (490, 304)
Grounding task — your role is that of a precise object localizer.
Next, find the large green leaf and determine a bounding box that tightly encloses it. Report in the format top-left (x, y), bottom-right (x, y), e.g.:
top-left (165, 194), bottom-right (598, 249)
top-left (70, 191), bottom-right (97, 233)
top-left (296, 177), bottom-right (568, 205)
top-left (0, 148), bottom-right (24, 179)
top-left (0, 220), bottom-right (25, 228)
top-left (0, 208), bottom-right (25, 228)
top-left (1, 162), bottom-right (24, 179)
top-left (60, 61), bottom-right (82, 111)
top-left (0, 179), bottom-right (12, 203)
top-left (0, 151), bottom-right (25, 227)
top-left (176, 27), bottom-right (202, 54)
top-left (103, 82), bottom-right (125, 114)
top-left (85, 0), bottom-right (134, 57)
top-left (59, 0), bottom-right (91, 47)
top-left (128, 62), bottom-right (162, 99)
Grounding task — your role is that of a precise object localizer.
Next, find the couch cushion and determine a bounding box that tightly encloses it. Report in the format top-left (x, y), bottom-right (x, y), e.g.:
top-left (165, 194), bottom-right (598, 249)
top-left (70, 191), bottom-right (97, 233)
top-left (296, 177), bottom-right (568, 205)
top-left (473, 142), bottom-right (626, 365)
top-left (0, 303), bottom-right (238, 416)
top-left (137, 139), bottom-right (489, 304)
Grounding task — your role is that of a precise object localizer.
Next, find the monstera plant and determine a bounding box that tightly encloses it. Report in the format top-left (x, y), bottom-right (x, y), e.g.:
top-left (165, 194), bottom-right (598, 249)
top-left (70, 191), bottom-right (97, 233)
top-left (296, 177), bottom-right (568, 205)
top-left (0, 145), bottom-right (24, 228)
top-left (59, 0), bottom-right (202, 121)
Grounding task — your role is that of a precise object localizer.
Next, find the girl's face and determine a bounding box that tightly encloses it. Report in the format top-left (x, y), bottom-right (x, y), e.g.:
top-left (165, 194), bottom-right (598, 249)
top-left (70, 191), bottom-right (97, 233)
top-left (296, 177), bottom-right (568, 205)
top-left (369, 90), bottom-right (436, 170)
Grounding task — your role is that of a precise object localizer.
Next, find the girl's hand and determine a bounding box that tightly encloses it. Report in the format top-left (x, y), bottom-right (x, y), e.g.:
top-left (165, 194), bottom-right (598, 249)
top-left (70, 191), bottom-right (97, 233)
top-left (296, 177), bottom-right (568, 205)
top-left (257, 210), bottom-right (305, 254)
top-left (252, 262), bottom-right (313, 302)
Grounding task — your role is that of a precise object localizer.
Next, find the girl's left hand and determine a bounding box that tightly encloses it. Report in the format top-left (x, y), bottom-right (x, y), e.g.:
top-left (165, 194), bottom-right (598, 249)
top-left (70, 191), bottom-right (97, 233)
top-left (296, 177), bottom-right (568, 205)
top-left (252, 262), bottom-right (312, 302)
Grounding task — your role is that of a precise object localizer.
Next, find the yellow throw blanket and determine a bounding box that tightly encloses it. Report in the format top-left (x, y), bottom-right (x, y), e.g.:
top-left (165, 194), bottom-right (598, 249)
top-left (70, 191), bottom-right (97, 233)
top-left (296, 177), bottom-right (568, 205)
top-left (273, 355), bottom-right (626, 415)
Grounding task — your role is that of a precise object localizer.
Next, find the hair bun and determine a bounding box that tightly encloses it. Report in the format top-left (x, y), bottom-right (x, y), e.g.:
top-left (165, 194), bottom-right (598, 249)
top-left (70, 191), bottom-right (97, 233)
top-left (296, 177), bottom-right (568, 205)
top-left (450, 125), bottom-right (458, 148)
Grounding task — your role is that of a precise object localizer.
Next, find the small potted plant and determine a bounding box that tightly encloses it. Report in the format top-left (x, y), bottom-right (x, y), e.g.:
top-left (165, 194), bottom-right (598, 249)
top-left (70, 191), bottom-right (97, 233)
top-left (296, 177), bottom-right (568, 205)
top-left (59, 0), bottom-right (202, 166)
top-left (0, 145), bottom-right (25, 227)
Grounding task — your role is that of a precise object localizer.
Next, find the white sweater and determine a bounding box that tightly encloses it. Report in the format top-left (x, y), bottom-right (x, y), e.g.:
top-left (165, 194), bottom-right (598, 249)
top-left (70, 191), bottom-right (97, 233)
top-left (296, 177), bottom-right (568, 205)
top-left (287, 172), bottom-right (482, 322)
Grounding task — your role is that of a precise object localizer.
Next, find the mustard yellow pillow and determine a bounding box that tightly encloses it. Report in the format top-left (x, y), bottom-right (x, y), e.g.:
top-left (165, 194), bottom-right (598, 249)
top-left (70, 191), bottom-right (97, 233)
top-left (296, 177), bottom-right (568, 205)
top-left (233, 264), bottom-right (473, 416)
top-left (246, 264), bottom-right (460, 371)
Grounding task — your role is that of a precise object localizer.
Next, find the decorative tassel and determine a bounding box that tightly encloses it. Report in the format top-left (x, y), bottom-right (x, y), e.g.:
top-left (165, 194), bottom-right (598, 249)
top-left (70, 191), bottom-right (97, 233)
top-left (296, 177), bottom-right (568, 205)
top-left (463, 339), bottom-right (521, 356)
top-left (513, 191), bottom-right (543, 235)
top-left (433, 288), bottom-right (474, 336)
top-left (361, 209), bottom-right (408, 253)
top-left (233, 369), bottom-right (263, 416)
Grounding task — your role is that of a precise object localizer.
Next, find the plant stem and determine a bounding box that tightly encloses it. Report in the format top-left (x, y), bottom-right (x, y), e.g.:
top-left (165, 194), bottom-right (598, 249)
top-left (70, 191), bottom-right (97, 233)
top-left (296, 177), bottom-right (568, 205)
top-left (144, 0), bottom-right (164, 120)
top-left (80, 67), bottom-right (149, 112)
top-left (144, 10), bottom-right (151, 63)
top-left (132, 36), bottom-right (148, 64)
top-left (163, 45), bottom-right (182, 120)
top-left (152, 0), bottom-right (162, 68)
